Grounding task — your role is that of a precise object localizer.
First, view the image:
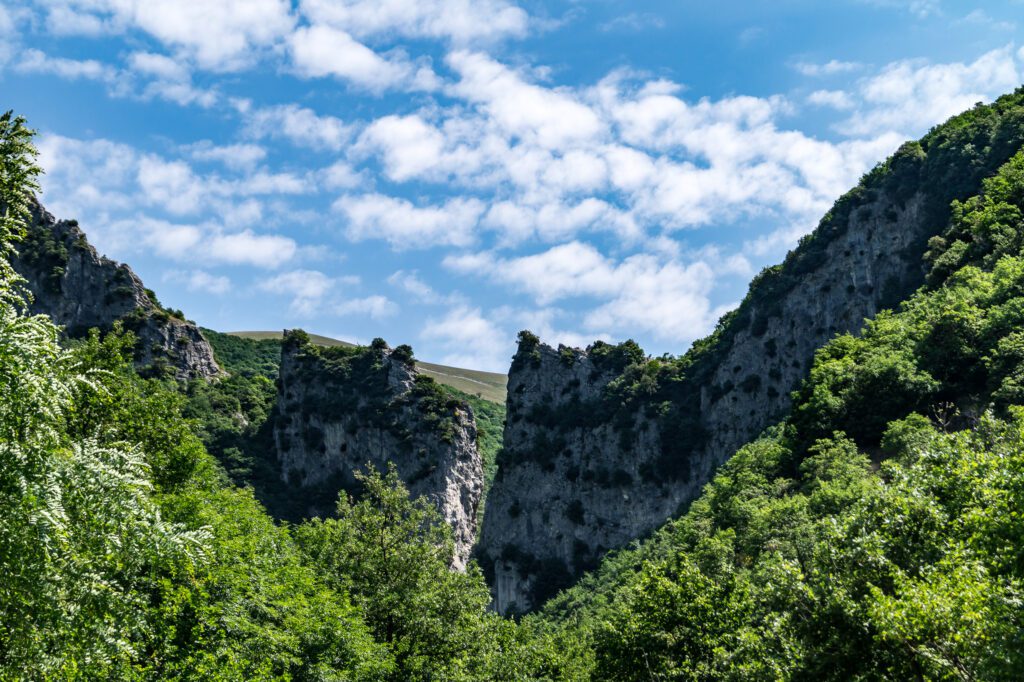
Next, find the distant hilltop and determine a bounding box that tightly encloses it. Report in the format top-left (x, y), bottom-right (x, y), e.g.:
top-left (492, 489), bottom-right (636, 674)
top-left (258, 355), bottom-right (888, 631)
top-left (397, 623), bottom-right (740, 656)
top-left (228, 330), bottom-right (508, 404)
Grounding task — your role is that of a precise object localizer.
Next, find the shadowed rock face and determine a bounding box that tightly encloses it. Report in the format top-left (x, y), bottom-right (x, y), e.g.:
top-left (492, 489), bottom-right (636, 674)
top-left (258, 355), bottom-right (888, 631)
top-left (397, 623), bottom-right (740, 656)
top-left (10, 201), bottom-right (220, 380)
top-left (273, 332), bottom-right (484, 568)
top-left (479, 190), bottom-right (930, 614)
top-left (478, 93), bottom-right (1024, 614)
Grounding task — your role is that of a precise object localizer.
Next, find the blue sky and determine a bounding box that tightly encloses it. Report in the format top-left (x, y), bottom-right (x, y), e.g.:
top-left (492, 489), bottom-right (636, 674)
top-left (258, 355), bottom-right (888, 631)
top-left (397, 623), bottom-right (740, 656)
top-left (1, 0), bottom-right (1022, 371)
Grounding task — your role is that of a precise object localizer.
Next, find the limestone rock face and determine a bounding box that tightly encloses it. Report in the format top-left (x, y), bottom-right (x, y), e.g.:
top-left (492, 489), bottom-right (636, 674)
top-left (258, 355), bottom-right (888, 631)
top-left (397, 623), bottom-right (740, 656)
top-left (10, 201), bottom-right (220, 380)
top-left (477, 152), bottom-right (996, 613)
top-left (273, 333), bottom-right (484, 568)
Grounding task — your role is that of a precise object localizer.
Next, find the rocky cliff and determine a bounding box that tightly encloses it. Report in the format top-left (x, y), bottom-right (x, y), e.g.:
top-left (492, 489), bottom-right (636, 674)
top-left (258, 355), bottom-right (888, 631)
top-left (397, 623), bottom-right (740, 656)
top-left (478, 92), bottom-right (1024, 613)
top-left (273, 331), bottom-right (484, 568)
top-left (10, 201), bottom-right (220, 379)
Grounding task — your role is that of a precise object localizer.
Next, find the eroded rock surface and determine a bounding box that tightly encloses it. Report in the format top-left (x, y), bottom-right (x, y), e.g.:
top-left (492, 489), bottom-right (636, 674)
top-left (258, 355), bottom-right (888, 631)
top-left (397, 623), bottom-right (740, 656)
top-left (11, 201), bottom-right (220, 379)
top-left (274, 332), bottom-right (484, 568)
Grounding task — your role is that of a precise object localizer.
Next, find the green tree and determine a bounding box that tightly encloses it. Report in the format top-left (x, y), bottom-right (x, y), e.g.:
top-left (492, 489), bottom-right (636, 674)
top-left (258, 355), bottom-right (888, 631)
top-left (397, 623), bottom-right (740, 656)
top-left (295, 465), bottom-right (493, 681)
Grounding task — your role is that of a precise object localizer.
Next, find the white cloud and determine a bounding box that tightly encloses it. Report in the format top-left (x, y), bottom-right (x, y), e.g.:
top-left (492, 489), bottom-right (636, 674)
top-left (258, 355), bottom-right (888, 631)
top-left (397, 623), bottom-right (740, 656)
top-left (137, 156), bottom-right (207, 215)
top-left (128, 51), bottom-right (189, 82)
top-left (208, 231), bottom-right (297, 268)
top-left (15, 48), bottom-right (117, 82)
top-left (808, 89), bottom-right (855, 110)
top-left (44, 5), bottom-right (113, 36)
top-left (388, 270), bottom-right (441, 302)
top-left (288, 24), bottom-right (430, 92)
top-left (36, 134), bottom-right (141, 219)
top-left (257, 268), bottom-right (396, 318)
top-left (599, 13), bottom-right (665, 32)
top-left (320, 160), bottom-right (364, 190)
top-left (421, 305), bottom-right (512, 371)
top-left (346, 59), bottom-right (908, 251)
top-left (857, 0), bottom-right (941, 18)
top-left (165, 269), bottom-right (232, 295)
top-left (139, 219), bottom-right (204, 259)
top-left (15, 46), bottom-right (219, 107)
top-left (299, 0), bottom-right (529, 44)
top-left (794, 59), bottom-right (863, 77)
top-left (188, 142), bottom-right (267, 170)
top-left (333, 295), bottom-right (397, 319)
top-left (0, 5), bottom-right (13, 37)
top-left (958, 9), bottom-right (1015, 32)
top-left (40, 0), bottom-right (296, 71)
top-left (245, 104), bottom-right (353, 152)
top-left (334, 193), bottom-right (485, 248)
top-left (358, 114), bottom-right (450, 181)
top-left (448, 50), bottom-right (606, 150)
top-left (259, 269), bottom-right (339, 315)
top-left (837, 46), bottom-right (1022, 136)
top-left (444, 241), bottom-right (719, 342)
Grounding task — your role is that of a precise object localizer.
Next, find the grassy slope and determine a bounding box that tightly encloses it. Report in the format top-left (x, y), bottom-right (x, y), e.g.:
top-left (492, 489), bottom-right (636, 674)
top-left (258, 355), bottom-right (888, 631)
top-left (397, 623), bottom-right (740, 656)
top-left (228, 330), bottom-right (508, 404)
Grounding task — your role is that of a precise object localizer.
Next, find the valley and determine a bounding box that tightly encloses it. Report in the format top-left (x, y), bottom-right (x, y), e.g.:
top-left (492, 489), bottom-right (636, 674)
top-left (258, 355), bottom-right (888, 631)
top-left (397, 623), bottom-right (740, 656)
top-left (4, 76), bottom-right (1024, 682)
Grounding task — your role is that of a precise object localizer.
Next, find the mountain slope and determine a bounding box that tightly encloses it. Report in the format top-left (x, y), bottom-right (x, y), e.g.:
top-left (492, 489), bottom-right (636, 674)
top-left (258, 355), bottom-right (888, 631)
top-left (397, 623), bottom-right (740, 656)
top-left (11, 201), bottom-right (220, 379)
top-left (529, 147), bottom-right (1024, 679)
top-left (228, 330), bottom-right (509, 403)
top-left (479, 88), bottom-right (1024, 613)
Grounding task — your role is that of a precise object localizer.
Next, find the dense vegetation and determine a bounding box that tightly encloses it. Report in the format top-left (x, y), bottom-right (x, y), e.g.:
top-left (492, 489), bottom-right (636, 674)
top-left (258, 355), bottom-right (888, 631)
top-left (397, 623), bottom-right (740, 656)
top-left (0, 111), bottom-right (570, 680)
top-left (523, 146), bottom-right (1024, 680)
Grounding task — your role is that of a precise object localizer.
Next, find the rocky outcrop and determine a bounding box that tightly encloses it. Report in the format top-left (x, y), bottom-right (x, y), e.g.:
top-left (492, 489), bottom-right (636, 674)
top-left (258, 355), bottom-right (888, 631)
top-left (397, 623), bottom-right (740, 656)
top-left (273, 331), bottom-right (484, 568)
top-left (10, 201), bottom-right (220, 379)
top-left (480, 191), bottom-right (926, 613)
top-left (478, 93), bottom-right (1024, 614)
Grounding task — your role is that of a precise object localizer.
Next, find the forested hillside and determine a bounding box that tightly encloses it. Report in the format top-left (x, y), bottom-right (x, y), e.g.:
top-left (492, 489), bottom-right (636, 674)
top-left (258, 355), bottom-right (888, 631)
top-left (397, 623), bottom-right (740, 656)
top-left (4, 85), bottom-right (1024, 680)
top-left (479, 87), bottom-right (1024, 614)
top-left (525, 140), bottom-right (1024, 680)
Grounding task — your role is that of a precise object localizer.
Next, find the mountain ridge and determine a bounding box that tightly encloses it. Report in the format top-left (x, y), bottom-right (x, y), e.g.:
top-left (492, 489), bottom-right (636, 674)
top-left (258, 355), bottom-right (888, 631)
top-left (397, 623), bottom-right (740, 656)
top-left (477, 87), bottom-right (1024, 613)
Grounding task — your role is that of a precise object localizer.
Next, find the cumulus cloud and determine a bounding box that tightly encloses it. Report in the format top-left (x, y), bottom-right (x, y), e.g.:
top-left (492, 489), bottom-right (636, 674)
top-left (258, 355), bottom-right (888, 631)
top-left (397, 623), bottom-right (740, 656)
top-left (836, 46), bottom-right (1022, 136)
top-left (346, 56), bottom-right (910, 252)
top-left (808, 89), bottom-right (855, 110)
top-left (421, 305), bottom-right (513, 371)
top-left (244, 104), bottom-right (353, 152)
top-left (128, 51), bottom-right (188, 81)
top-left (388, 270), bottom-right (443, 303)
top-left (444, 242), bottom-right (720, 342)
top-left (299, 0), bottom-right (529, 44)
top-left (16, 45), bottom-right (219, 107)
top-left (258, 269), bottom-right (394, 318)
top-left (333, 295), bottom-right (398, 319)
top-left (165, 269), bottom-right (232, 295)
top-left (334, 193), bottom-right (486, 249)
top-left (449, 50), bottom-right (606, 150)
top-left (599, 13), bottom-right (666, 32)
top-left (794, 59), bottom-right (863, 77)
top-left (208, 231), bottom-right (297, 268)
top-left (320, 160), bottom-right (365, 190)
top-left (39, 0), bottom-right (296, 70)
top-left (15, 48), bottom-right (118, 82)
top-left (187, 142), bottom-right (267, 171)
top-left (259, 269), bottom-right (339, 315)
top-left (288, 24), bottom-right (434, 92)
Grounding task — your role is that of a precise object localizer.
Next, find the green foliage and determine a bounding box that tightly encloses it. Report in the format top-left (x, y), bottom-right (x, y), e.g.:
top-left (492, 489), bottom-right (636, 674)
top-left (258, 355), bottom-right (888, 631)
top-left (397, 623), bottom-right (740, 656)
top-left (202, 328), bottom-right (282, 378)
top-left (295, 466), bottom-right (495, 681)
top-left (0, 115), bottom-right (392, 679)
top-left (528, 144), bottom-right (1024, 679)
